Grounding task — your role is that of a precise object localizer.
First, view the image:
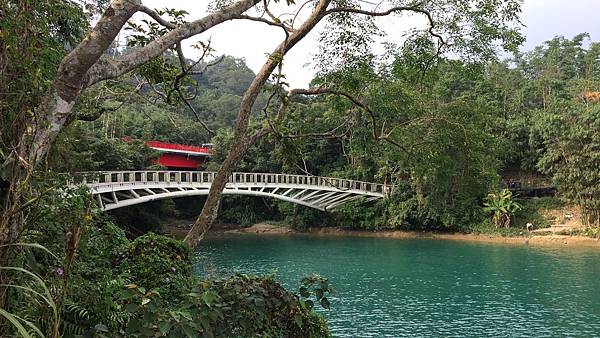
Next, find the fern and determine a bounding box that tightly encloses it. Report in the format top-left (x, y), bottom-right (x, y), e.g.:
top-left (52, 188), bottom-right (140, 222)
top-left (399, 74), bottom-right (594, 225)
top-left (61, 319), bottom-right (87, 336)
top-left (64, 301), bottom-right (90, 320)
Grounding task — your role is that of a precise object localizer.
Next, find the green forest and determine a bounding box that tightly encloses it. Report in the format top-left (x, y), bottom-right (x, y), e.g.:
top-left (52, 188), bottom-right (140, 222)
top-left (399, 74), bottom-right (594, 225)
top-left (1, 0), bottom-right (600, 337)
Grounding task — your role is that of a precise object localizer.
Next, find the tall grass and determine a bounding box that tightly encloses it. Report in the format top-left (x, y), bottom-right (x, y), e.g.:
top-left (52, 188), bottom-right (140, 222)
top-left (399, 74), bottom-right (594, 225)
top-left (0, 243), bottom-right (60, 337)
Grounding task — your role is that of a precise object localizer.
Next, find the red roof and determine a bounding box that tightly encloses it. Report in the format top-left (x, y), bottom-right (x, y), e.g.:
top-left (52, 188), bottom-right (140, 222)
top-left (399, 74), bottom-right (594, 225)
top-left (145, 141), bottom-right (210, 156)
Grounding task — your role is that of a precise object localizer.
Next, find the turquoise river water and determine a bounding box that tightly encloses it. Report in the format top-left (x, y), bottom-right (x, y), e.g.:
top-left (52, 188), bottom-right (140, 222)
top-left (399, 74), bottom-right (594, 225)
top-left (194, 233), bottom-right (600, 337)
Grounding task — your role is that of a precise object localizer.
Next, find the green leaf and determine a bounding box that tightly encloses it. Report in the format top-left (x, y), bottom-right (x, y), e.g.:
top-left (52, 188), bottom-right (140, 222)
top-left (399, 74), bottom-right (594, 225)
top-left (0, 308), bottom-right (43, 338)
top-left (182, 324), bottom-right (198, 338)
top-left (170, 310), bottom-right (180, 323)
top-left (293, 313), bottom-right (303, 328)
top-left (181, 311), bottom-right (193, 321)
top-left (199, 316), bottom-right (210, 331)
top-left (158, 321), bottom-right (171, 334)
top-left (125, 303), bottom-right (138, 312)
top-left (202, 290), bottom-right (217, 306)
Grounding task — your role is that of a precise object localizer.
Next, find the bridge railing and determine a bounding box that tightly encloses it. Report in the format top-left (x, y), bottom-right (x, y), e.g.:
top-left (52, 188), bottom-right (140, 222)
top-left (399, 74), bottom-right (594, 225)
top-left (71, 171), bottom-right (387, 194)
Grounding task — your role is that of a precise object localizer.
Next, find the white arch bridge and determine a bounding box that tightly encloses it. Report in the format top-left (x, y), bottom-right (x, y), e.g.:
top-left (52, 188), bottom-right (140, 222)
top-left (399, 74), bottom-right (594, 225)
top-left (71, 171), bottom-right (389, 211)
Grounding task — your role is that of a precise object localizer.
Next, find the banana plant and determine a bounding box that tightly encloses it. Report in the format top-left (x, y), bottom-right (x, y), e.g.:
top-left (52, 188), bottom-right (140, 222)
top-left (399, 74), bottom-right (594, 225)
top-left (483, 189), bottom-right (522, 228)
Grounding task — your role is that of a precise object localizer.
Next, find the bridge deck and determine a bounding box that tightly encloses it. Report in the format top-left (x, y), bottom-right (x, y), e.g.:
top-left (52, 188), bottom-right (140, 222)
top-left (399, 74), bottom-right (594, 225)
top-left (72, 171), bottom-right (388, 211)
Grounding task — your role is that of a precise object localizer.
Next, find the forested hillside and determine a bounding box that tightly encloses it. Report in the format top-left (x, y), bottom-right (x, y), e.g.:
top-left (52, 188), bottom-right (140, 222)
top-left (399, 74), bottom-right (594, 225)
top-left (49, 55), bottom-right (257, 171)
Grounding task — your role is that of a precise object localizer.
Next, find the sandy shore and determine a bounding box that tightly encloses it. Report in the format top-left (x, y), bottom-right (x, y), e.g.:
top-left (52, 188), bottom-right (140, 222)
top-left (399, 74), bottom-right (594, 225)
top-left (227, 222), bottom-right (295, 234)
top-left (162, 219), bottom-right (240, 239)
top-left (229, 223), bottom-right (600, 248)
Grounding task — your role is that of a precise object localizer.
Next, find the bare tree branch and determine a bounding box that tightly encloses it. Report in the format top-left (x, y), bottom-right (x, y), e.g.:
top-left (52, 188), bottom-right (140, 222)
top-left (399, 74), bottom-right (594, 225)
top-left (235, 14), bottom-right (293, 33)
top-left (326, 2), bottom-right (447, 77)
top-left (175, 89), bottom-right (215, 136)
top-left (287, 87), bottom-right (380, 140)
top-left (138, 5), bottom-right (176, 29)
top-left (275, 86), bottom-right (419, 155)
top-left (86, 0), bottom-right (261, 86)
top-left (325, 2), bottom-right (444, 45)
top-left (122, 7), bottom-right (220, 134)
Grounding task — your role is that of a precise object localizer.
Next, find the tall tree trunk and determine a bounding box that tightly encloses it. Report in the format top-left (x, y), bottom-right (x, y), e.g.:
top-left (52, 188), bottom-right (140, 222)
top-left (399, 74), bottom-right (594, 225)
top-left (184, 0), bottom-right (332, 248)
top-left (0, 197), bottom-right (25, 310)
top-left (184, 133), bottom-right (262, 246)
top-left (0, 0), bottom-right (140, 316)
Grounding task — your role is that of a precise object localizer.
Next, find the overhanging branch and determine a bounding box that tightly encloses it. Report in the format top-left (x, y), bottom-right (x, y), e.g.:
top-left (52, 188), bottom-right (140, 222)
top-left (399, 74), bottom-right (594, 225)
top-left (86, 0), bottom-right (261, 86)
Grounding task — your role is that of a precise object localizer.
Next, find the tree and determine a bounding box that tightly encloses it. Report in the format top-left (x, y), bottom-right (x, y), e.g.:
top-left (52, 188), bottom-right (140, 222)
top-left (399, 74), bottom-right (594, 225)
top-left (487, 34), bottom-right (600, 227)
top-left (486, 34), bottom-right (600, 170)
top-left (258, 44), bottom-right (508, 230)
top-left (534, 103), bottom-right (600, 227)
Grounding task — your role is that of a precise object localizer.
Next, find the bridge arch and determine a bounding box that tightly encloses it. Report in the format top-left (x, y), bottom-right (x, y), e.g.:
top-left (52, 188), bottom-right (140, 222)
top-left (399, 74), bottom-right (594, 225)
top-left (72, 171), bottom-right (388, 211)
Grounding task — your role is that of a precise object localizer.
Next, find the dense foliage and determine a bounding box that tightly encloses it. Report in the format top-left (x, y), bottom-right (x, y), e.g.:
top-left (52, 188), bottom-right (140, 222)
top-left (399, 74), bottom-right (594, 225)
top-left (5, 190), bottom-right (331, 337)
top-left (533, 103), bottom-right (600, 226)
top-left (0, 0), bottom-right (87, 153)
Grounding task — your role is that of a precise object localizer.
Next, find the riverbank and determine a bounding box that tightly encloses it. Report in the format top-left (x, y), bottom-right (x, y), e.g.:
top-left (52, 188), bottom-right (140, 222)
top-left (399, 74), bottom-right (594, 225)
top-left (229, 222), bottom-right (600, 248)
top-left (161, 218), bottom-right (244, 239)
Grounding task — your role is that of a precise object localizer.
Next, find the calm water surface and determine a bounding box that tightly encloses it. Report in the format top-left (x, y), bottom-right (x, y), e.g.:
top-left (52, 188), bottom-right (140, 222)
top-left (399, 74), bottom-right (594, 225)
top-left (194, 233), bottom-right (600, 337)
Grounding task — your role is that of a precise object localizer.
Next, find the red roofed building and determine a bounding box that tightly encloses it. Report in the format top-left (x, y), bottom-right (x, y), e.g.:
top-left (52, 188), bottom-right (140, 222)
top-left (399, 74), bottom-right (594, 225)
top-left (145, 141), bottom-right (211, 169)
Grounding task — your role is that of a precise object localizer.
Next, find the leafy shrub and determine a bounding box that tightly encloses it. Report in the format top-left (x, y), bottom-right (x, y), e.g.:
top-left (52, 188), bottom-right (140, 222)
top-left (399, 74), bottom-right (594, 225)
top-left (122, 233), bottom-right (193, 298)
top-left (95, 274), bottom-right (326, 337)
top-left (461, 219), bottom-right (529, 237)
top-left (199, 274), bottom-right (331, 338)
top-left (77, 221), bottom-right (129, 279)
top-left (97, 274), bottom-right (331, 337)
top-left (584, 226), bottom-right (600, 238)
